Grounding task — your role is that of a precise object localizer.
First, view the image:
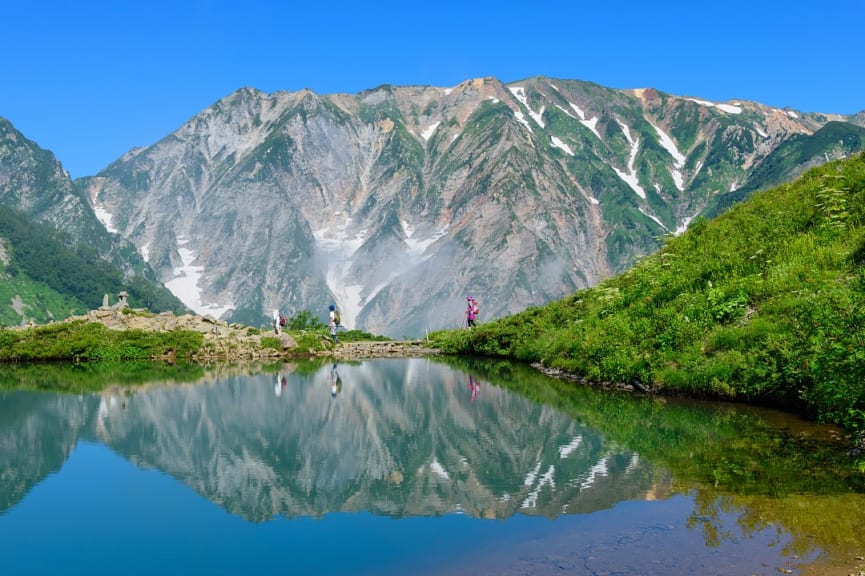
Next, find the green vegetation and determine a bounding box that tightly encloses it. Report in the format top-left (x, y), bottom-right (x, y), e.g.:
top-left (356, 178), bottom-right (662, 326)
top-left (260, 336), bottom-right (282, 350)
top-left (284, 309), bottom-right (324, 330)
top-left (0, 273), bottom-right (83, 326)
top-left (283, 309), bottom-right (390, 344)
top-left (0, 321), bottom-right (203, 362)
top-left (430, 153), bottom-right (865, 438)
top-left (0, 204), bottom-right (187, 321)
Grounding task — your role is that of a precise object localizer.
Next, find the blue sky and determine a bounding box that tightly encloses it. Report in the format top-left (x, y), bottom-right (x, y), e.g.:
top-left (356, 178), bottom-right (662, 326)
top-left (2, 0), bottom-right (863, 179)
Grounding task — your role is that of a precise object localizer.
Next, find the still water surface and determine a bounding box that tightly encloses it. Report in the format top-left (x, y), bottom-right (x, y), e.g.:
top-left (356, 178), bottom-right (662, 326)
top-left (1, 358), bottom-right (863, 575)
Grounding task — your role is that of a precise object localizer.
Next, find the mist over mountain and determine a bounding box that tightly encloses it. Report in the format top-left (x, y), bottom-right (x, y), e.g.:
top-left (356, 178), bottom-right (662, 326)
top-left (3, 77), bottom-right (864, 335)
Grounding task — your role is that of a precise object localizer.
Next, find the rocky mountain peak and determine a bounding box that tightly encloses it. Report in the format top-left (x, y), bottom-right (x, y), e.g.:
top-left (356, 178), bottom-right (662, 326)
top-left (6, 76), bottom-right (863, 336)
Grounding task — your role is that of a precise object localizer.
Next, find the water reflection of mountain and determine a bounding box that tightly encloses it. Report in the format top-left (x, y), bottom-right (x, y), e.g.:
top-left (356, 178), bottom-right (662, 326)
top-left (0, 390), bottom-right (98, 513)
top-left (1, 359), bottom-right (656, 521)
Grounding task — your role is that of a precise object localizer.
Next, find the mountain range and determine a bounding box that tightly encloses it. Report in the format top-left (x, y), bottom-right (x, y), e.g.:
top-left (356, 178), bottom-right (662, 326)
top-left (2, 76), bottom-right (864, 336)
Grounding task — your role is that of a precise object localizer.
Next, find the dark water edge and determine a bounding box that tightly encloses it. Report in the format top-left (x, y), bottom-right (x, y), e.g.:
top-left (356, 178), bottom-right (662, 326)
top-left (1, 357), bottom-right (864, 575)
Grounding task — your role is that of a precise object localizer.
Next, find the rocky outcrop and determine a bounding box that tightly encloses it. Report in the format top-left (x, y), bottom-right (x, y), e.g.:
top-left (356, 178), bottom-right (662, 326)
top-left (54, 308), bottom-right (439, 361)
top-left (65, 308), bottom-right (289, 359)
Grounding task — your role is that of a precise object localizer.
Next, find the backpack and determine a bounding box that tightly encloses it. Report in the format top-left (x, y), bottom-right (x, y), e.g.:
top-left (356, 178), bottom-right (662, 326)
top-left (472, 301), bottom-right (479, 316)
top-left (333, 309), bottom-right (341, 325)
top-left (279, 315), bottom-right (286, 327)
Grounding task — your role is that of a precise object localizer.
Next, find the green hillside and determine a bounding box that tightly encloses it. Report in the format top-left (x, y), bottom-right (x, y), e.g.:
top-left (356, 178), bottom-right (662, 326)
top-left (431, 152), bottom-right (865, 438)
top-left (705, 121), bottom-right (865, 218)
top-left (0, 205), bottom-right (188, 325)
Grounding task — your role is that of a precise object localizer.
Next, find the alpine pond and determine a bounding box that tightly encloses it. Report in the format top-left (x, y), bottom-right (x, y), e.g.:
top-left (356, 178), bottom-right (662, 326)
top-left (1, 358), bottom-right (863, 576)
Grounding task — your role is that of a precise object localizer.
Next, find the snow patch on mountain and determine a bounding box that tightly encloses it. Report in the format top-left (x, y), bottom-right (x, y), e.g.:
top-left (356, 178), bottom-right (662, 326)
top-left (509, 86), bottom-right (545, 128)
top-left (649, 121), bottom-right (686, 191)
top-left (676, 216), bottom-right (693, 236)
top-left (429, 458), bottom-right (450, 480)
top-left (89, 188), bottom-right (118, 233)
top-left (353, 222), bottom-right (452, 317)
top-left (550, 136), bottom-right (574, 156)
top-left (402, 220), bottom-right (449, 257)
top-left (685, 97), bottom-right (742, 114)
top-left (639, 208), bottom-right (669, 231)
top-left (612, 120), bottom-right (646, 198)
top-left (313, 225), bottom-right (365, 328)
top-left (567, 102), bottom-right (601, 139)
top-left (421, 122), bottom-right (440, 141)
top-left (165, 235), bottom-right (234, 318)
top-left (315, 218), bottom-right (448, 328)
top-left (92, 204), bottom-right (118, 234)
top-left (513, 110), bottom-right (532, 132)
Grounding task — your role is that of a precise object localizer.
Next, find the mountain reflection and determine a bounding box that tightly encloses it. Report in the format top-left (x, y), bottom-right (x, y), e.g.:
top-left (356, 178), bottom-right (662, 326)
top-left (1, 359), bottom-right (655, 522)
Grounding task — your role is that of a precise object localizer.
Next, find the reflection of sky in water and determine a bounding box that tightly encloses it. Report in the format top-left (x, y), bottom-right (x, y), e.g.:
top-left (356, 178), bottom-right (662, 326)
top-left (0, 358), bottom-right (839, 574)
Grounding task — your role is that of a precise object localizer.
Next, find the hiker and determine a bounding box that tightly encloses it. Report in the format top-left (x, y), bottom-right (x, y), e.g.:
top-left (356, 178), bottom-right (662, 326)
top-left (328, 304), bottom-right (340, 343)
top-left (272, 308), bottom-right (281, 334)
top-left (465, 296), bottom-right (477, 328)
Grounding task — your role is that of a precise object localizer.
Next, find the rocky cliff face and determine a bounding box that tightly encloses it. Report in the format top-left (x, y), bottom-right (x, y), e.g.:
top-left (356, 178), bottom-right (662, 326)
top-left (69, 77), bottom-right (860, 336)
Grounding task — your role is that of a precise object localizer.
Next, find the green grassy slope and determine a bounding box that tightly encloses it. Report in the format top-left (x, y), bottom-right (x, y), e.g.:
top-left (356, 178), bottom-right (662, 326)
top-left (0, 205), bottom-right (187, 325)
top-left (431, 152), bottom-right (865, 435)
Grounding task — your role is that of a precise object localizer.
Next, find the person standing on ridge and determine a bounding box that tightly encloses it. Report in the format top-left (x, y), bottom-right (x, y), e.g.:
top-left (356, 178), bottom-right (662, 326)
top-left (465, 296), bottom-right (477, 328)
top-left (272, 308), bottom-right (281, 335)
top-left (328, 304), bottom-right (341, 344)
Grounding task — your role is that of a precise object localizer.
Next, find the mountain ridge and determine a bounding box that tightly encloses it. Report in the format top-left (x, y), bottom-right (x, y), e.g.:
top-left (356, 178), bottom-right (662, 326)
top-left (3, 76), bottom-right (864, 334)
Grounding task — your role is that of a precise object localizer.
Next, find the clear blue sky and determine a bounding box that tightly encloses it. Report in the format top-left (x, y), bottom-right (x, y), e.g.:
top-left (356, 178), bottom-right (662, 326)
top-left (2, 0), bottom-right (863, 179)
